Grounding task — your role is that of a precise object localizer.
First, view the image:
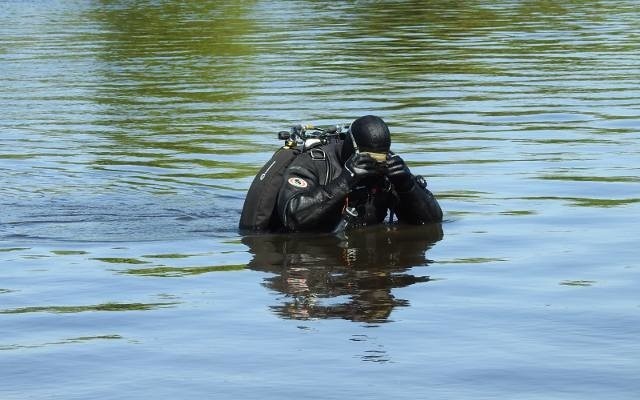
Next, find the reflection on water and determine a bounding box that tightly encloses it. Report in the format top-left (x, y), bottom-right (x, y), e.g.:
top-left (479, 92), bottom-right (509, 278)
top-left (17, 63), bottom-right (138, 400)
top-left (1, 0), bottom-right (639, 398)
top-left (122, 263), bottom-right (245, 277)
top-left (90, 1), bottom-right (261, 180)
top-left (0, 335), bottom-right (123, 352)
top-left (244, 224), bottom-right (443, 323)
top-left (2, 0), bottom-right (639, 242)
top-left (0, 302), bottom-right (177, 315)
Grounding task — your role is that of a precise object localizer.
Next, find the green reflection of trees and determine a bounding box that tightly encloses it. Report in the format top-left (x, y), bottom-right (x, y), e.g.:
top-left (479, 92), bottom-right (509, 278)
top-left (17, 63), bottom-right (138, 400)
top-left (89, 1), bottom-right (260, 179)
top-left (289, 0), bottom-right (626, 82)
top-left (84, 0), bottom-right (635, 182)
top-left (250, 0), bottom-right (627, 130)
top-left (0, 302), bottom-right (177, 314)
top-left (122, 264), bottom-right (245, 277)
top-left (538, 175), bottom-right (640, 183)
top-left (523, 196), bottom-right (640, 208)
top-left (0, 335), bottom-right (123, 351)
top-left (296, 0), bottom-right (505, 81)
top-left (95, 1), bottom-right (256, 59)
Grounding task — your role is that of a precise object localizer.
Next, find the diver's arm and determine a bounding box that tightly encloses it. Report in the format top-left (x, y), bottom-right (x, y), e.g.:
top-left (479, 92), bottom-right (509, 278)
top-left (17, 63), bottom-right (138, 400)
top-left (393, 180), bottom-right (443, 224)
top-left (277, 153), bottom-right (378, 231)
top-left (386, 154), bottom-right (443, 224)
top-left (276, 164), bottom-right (348, 231)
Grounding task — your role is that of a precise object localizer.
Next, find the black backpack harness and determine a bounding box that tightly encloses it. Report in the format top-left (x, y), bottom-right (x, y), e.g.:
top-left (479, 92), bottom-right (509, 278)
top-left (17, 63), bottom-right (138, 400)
top-left (239, 124), bottom-right (347, 232)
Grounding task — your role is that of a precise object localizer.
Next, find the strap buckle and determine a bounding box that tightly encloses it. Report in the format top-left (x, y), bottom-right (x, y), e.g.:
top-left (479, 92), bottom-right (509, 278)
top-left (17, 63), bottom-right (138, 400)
top-left (309, 148), bottom-right (326, 160)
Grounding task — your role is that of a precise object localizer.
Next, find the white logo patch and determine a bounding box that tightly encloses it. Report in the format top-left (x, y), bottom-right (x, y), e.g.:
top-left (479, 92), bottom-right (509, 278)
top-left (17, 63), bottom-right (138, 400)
top-left (288, 177), bottom-right (308, 188)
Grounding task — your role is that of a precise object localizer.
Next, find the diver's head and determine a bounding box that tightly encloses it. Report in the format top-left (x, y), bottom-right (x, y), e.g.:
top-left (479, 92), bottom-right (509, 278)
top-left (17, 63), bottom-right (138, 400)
top-left (342, 115), bottom-right (391, 161)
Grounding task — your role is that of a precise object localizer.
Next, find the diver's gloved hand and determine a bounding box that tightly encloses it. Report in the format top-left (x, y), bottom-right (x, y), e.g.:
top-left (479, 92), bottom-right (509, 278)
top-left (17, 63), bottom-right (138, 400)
top-left (386, 154), bottom-right (415, 192)
top-left (325, 153), bottom-right (378, 197)
top-left (344, 152), bottom-right (379, 185)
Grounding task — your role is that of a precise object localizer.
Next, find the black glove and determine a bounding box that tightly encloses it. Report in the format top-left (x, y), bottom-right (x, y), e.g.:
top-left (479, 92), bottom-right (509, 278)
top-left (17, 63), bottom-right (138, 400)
top-left (386, 154), bottom-right (414, 191)
top-left (344, 152), bottom-right (379, 185)
top-left (325, 153), bottom-right (380, 198)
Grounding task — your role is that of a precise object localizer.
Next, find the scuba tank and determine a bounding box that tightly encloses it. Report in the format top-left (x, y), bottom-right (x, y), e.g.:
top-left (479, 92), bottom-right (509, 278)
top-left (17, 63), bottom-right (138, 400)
top-left (239, 124), bottom-right (348, 232)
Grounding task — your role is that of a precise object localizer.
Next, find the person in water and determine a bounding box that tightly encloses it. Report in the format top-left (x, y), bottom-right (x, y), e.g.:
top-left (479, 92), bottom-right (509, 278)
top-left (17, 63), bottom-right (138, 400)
top-left (276, 115), bottom-right (443, 232)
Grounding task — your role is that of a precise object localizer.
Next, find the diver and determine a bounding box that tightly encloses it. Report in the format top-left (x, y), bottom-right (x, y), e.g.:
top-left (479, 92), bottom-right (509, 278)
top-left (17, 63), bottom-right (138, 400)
top-left (276, 115), bottom-right (443, 232)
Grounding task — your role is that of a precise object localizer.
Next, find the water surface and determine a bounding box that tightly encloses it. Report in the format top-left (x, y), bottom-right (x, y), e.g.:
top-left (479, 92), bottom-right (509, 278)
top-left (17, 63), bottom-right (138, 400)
top-left (1, 1), bottom-right (639, 399)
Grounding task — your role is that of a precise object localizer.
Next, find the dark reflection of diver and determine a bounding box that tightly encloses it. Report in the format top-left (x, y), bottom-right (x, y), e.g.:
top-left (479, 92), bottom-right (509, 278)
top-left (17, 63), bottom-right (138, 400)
top-left (242, 223), bottom-right (443, 323)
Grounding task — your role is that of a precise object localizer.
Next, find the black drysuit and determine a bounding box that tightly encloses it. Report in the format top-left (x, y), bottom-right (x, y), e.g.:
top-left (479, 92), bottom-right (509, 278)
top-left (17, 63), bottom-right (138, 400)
top-left (276, 140), bottom-right (443, 232)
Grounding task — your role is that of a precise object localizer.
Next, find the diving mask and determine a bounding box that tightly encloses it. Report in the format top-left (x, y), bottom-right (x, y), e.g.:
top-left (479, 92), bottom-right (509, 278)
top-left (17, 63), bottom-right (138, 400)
top-left (360, 151), bottom-right (388, 163)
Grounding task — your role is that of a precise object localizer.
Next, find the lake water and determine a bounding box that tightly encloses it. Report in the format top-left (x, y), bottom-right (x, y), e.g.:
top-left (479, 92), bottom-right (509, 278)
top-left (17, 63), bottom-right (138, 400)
top-left (1, 1), bottom-right (639, 399)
